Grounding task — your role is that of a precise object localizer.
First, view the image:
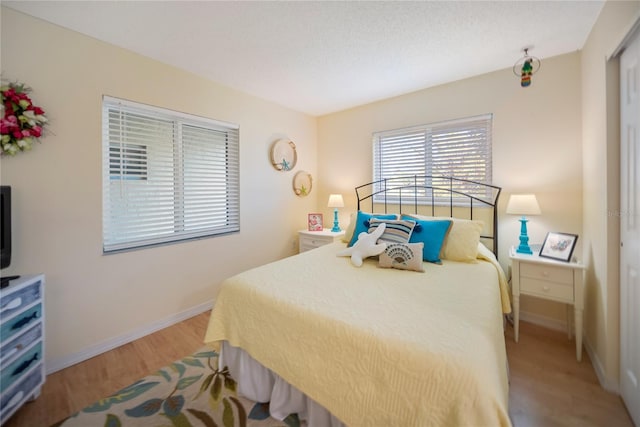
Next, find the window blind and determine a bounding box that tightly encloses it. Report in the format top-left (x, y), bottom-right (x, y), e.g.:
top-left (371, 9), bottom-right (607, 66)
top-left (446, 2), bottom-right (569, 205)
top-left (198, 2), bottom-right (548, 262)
top-left (102, 96), bottom-right (239, 253)
top-left (373, 114), bottom-right (492, 204)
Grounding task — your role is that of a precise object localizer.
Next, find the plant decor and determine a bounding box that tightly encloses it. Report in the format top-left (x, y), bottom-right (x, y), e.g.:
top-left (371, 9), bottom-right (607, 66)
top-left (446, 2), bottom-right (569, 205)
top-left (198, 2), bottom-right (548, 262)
top-left (1, 81), bottom-right (48, 156)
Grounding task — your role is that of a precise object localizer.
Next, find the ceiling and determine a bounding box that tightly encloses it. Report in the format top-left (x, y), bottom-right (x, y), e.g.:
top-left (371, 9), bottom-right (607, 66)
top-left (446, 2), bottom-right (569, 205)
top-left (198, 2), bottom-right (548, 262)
top-left (4, 1), bottom-right (604, 116)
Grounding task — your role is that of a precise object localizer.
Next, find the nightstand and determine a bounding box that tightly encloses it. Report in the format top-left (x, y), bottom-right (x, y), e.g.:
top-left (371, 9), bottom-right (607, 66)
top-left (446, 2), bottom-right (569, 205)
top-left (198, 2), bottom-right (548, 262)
top-left (298, 229), bottom-right (345, 253)
top-left (509, 247), bottom-right (586, 361)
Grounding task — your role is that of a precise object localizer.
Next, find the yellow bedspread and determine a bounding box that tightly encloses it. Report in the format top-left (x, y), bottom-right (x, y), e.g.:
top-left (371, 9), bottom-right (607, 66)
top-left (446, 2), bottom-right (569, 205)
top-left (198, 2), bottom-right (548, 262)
top-left (205, 243), bottom-right (512, 427)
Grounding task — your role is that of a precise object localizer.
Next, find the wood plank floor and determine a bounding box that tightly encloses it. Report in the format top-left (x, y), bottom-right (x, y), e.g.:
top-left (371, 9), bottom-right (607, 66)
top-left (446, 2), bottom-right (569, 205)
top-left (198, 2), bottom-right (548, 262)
top-left (4, 312), bottom-right (210, 427)
top-left (505, 321), bottom-right (633, 427)
top-left (3, 313), bottom-right (634, 427)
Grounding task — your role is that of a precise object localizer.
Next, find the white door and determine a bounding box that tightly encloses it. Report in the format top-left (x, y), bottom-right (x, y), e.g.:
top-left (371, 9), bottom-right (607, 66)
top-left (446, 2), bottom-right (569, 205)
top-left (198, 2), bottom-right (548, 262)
top-left (620, 27), bottom-right (640, 427)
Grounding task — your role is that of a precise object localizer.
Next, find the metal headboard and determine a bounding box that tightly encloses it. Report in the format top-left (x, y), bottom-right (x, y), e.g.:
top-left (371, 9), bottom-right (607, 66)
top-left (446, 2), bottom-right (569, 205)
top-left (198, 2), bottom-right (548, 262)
top-left (355, 175), bottom-right (502, 256)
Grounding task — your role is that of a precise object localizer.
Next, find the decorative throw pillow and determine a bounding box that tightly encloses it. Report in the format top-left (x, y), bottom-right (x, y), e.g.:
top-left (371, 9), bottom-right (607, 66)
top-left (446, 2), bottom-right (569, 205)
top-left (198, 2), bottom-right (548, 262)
top-left (401, 215), bottom-right (452, 263)
top-left (440, 219), bottom-right (484, 262)
top-left (342, 212), bottom-right (357, 243)
top-left (379, 242), bottom-right (425, 272)
top-left (368, 218), bottom-right (416, 244)
top-left (403, 214), bottom-right (484, 263)
top-left (347, 211), bottom-right (398, 247)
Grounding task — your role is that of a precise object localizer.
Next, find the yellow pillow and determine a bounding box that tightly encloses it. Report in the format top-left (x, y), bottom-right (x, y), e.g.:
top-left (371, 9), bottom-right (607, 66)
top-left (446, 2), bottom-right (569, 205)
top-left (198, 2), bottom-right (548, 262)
top-left (404, 214), bottom-right (484, 262)
top-left (342, 212), bottom-right (357, 243)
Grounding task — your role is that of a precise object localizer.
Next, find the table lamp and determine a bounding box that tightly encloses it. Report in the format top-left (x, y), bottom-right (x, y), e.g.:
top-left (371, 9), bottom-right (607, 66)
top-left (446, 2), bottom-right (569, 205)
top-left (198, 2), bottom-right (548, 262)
top-left (327, 194), bottom-right (344, 232)
top-left (506, 194), bottom-right (541, 254)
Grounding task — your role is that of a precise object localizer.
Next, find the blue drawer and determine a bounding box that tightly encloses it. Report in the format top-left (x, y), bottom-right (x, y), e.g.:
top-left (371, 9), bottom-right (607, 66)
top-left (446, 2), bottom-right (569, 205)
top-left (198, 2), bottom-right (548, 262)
top-left (0, 280), bottom-right (42, 320)
top-left (0, 323), bottom-right (42, 368)
top-left (0, 364), bottom-right (43, 424)
top-left (0, 341), bottom-right (42, 393)
top-left (0, 303), bottom-right (42, 343)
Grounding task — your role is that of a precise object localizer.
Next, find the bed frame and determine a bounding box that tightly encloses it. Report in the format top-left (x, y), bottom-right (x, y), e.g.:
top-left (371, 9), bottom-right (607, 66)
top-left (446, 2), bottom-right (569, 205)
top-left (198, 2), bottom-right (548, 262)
top-left (355, 175), bottom-right (502, 255)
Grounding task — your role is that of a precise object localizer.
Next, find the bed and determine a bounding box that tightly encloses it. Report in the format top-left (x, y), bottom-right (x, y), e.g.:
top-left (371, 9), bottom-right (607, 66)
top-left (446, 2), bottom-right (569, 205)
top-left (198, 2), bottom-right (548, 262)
top-left (205, 176), bottom-right (512, 427)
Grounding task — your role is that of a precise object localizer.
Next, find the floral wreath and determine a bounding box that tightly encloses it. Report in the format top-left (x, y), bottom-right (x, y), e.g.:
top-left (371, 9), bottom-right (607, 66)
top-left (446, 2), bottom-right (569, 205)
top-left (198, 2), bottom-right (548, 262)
top-left (1, 81), bottom-right (48, 156)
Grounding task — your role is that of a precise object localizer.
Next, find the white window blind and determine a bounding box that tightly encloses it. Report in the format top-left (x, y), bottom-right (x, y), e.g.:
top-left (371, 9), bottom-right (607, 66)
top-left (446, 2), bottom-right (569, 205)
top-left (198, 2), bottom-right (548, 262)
top-left (109, 143), bottom-right (148, 180)
top-left (102, 96), bottom-right (239, 253)
top-left (373, 114), bottom-right (492, 204)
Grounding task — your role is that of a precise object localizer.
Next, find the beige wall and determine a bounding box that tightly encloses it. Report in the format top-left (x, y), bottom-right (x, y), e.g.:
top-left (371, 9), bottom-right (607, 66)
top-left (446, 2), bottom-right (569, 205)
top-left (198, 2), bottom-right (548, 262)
top-left (581, 0), bottom-right (640, 390)
top-left (0, 8), bottom-right (317, 369)
top-left (4, 2), bottom-right (636, 392)
top-left (317, 52), bottom-right (584, 326)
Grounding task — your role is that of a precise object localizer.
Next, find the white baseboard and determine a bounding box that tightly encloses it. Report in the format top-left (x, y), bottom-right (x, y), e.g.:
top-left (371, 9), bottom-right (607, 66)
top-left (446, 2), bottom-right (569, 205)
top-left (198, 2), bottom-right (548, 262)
top-left (45, 300), bottom-right (214, 375)
top-left (583, 337), bottom-right (620, 393)
top-left (519, 310), bottom-right (567, 332)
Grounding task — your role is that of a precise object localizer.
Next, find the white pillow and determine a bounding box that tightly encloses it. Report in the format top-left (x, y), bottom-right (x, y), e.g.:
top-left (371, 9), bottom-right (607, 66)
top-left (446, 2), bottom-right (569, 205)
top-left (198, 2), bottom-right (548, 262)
top-left (379, 242), bottom-right (425, 272)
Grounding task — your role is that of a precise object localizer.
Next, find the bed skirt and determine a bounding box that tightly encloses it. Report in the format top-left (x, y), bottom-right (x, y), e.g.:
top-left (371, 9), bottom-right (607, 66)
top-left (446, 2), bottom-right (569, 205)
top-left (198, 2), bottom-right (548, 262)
top-left (220, 341), bottom-right (345, 427)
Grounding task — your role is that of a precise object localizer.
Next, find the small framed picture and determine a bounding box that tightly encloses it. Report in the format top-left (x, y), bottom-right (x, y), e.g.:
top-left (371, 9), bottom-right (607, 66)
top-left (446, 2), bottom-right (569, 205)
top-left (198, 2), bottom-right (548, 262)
top-left (308, 213), bottom-right (323, 231)
top-left (539, 232), bottom-right (578, 262)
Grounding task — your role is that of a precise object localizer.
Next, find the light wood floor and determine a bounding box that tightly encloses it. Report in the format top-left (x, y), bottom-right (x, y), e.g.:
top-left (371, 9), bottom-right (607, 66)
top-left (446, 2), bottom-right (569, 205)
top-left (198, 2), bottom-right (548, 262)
top-left (4, 313), bottom-right (210, 427)
top-left (3, 313), bottom-right (634, 427)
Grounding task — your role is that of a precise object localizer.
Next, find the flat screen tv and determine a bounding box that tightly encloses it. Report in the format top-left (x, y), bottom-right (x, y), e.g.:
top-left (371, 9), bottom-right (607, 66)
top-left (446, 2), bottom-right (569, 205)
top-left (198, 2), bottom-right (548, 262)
top-left (1, 185), bottom-right (12, 270)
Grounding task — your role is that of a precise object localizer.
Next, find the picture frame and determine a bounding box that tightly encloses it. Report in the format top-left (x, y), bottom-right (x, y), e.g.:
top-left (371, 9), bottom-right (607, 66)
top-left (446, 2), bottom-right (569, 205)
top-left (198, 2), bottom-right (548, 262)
top-left (539, 232), bottom-right (578, 262)
top-left (308, 213), bottom-right (323, 231)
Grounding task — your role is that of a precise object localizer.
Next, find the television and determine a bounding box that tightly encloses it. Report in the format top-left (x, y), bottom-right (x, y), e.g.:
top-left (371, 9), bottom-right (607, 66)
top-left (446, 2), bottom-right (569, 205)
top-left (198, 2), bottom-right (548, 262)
top-left (1, 185), bottom-right (11, 269)
top-left (1, 185), bottom-right (19, 287)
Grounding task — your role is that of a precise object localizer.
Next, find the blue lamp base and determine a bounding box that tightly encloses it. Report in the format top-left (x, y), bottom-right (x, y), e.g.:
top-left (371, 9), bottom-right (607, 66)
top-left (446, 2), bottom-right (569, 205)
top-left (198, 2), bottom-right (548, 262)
top-left (516, 216), bottom-right (533, 254)
top-left (331, 208), bottom-right (341, 232)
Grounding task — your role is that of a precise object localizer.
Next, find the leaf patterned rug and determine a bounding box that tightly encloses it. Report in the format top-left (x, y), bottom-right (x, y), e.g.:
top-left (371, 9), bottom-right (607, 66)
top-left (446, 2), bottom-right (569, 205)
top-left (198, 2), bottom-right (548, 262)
top-left (53, 346), bottom-right (300, 427)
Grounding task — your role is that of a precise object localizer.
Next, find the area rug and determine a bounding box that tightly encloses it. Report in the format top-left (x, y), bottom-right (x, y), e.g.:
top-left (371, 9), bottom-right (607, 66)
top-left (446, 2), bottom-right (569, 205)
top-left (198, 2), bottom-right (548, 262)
top-left (53, 346), bottom-right (300, 427)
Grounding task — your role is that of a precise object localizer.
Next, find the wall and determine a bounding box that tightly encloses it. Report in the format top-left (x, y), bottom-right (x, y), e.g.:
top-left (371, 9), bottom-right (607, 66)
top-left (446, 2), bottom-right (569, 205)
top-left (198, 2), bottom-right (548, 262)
top-left (581, 0), bottom-right (640, 391)
top-left (317, 53), bottom-right (583, 328)
top-left (0, 8), bottom-right (317, 371)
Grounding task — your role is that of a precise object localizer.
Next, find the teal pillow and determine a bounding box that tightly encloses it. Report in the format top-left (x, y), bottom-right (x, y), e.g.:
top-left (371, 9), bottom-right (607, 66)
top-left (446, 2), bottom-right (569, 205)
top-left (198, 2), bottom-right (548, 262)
top-left (401, 215), bottom-right (452, 263)
top-left (348, 211), bottom-right (398, 247)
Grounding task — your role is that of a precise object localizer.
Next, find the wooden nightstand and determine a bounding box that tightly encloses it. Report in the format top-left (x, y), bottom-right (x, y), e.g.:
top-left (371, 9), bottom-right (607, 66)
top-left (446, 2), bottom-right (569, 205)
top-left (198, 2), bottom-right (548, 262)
top-left (509, 247), bottom-right (586, 361)
top-left (298, 229), bottom-right (345, 253)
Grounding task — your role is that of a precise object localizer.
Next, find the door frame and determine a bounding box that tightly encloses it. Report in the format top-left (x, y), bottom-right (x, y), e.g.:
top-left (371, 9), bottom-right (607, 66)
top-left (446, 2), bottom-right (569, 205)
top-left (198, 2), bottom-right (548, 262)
top-left (615, 17), bottom-right (640, 426)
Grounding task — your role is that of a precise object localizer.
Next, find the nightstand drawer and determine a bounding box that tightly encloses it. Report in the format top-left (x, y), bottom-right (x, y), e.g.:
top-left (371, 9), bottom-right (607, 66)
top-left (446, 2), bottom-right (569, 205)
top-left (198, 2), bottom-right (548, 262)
top-left (0, 341), bottom-right (42, 393)
top-left (0, 363), bottom-right (43, 424)
top-left (1, 324), bottom-right (43, 367)
top-left (300, 235), bottom-right (333, 248)
top-left (520, 277), bottom-right (574, 303)
top-left (520, 263), bottom-right (574, 285)
top-left (0, 303), bottom-right (42, 343)
top-left (0, 280), bottom-right (42, 321)
top-left (298, 229), bottom-right (345, 253)
top-left (300, 243), bottom-right (320, 252)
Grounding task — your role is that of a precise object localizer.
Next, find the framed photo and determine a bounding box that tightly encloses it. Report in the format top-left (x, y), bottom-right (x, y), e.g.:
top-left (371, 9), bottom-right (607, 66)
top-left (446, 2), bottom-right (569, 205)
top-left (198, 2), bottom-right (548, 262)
top-left (308, 213), bottom-right (323, 231)
top-left (539, 232), bottom-right (578, 262)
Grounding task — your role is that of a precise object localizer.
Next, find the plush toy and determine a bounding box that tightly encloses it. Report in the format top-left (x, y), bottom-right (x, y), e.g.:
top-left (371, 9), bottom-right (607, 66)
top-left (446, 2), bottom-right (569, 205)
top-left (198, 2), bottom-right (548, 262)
top-left (337, 222), bottom-right (387, 267)
top-left (521, 58), bottom-right (533, 87)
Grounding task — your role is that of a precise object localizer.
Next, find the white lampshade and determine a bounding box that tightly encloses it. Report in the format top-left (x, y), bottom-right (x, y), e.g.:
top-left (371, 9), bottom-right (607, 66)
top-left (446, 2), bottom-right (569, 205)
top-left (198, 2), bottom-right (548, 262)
top-left (327, 194), bottom-right (344, 208)
top-left (506, 194), bottom-right (541, 216)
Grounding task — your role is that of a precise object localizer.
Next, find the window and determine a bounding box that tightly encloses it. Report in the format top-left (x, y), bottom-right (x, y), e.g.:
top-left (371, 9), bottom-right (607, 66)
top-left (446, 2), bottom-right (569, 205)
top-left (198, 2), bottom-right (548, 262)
top-left (102, 96), bottom-right (239, 253)
top-left (372, 114), bottom-right (492, 204)
top-left (109, 143), bottom-right (148, 180)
